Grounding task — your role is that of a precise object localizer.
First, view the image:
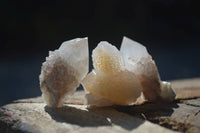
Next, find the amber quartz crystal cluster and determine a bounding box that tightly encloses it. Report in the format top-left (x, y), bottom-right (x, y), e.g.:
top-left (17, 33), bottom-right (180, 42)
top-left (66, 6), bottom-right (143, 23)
top-left (39, 37), bottom-right (175, 107)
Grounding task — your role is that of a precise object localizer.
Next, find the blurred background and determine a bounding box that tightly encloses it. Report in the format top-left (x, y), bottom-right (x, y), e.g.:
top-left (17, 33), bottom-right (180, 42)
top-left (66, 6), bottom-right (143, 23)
top-left (0, 0), bottom-right (200, 106)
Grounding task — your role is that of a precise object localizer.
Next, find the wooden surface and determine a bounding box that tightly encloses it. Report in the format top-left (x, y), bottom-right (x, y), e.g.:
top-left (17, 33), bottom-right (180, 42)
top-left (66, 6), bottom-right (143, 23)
top-left (1, 78), bottom-right (200, 133)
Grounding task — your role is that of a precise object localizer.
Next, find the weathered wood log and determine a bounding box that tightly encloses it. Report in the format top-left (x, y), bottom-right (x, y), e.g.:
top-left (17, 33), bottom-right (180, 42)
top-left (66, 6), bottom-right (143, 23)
top-left (171, 78), bottom-right (200, 99)
top-left (0, 78), bottom-right (200, 133)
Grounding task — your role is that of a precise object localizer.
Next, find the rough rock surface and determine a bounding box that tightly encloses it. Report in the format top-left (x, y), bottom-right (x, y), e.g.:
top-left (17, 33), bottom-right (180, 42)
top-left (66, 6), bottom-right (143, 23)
top-left (1, 78), bottom-right (200, 133)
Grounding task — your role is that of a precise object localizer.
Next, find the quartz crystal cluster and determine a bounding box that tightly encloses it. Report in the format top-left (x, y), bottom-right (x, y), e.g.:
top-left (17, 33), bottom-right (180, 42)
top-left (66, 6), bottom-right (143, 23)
top-left (82, 37), bottom-right (175, 106)
top-left (39, 36), bottom-right (175, 108)
top-left (39, 38), bottom-right (88, 107)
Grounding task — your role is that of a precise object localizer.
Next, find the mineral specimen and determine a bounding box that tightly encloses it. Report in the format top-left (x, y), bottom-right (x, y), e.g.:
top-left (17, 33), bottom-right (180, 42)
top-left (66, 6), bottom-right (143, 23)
top-left (82, 41), bottom-right (142, 106)
top-left (39, 38), bottom-right (88, 107)
top-left (120, 37), bottom-right (175, 102)
top-left (39, 36), bottom-right (175, 107)
top-left (82, 37), bottom-right (175, 106)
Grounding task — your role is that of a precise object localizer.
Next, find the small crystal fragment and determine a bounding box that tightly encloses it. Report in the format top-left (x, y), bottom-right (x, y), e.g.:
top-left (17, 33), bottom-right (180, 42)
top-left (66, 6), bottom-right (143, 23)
top-left (160, 81), bottom-right (176, 102)
top-left (39, 38), bottom-right (88, 107)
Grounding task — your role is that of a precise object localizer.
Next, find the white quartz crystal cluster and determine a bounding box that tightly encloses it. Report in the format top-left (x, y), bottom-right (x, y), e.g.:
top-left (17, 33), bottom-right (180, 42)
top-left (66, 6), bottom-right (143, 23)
top-left (39, 38), bottom-right (88, 107)
top-left (39, 37), bottom-right (175, 108)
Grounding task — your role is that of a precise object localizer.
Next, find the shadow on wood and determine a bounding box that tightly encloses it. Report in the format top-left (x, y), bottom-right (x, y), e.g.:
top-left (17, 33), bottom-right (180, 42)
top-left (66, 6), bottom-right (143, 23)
top-left (45, 105), bottom-right (144, 131)
top-left (114, 102), bottom-right (178, 118)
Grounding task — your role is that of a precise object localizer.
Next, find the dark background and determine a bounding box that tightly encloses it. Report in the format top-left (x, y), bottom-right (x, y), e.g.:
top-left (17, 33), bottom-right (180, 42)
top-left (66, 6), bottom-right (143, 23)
top-left (0, 0), bottom-right (200, 106)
